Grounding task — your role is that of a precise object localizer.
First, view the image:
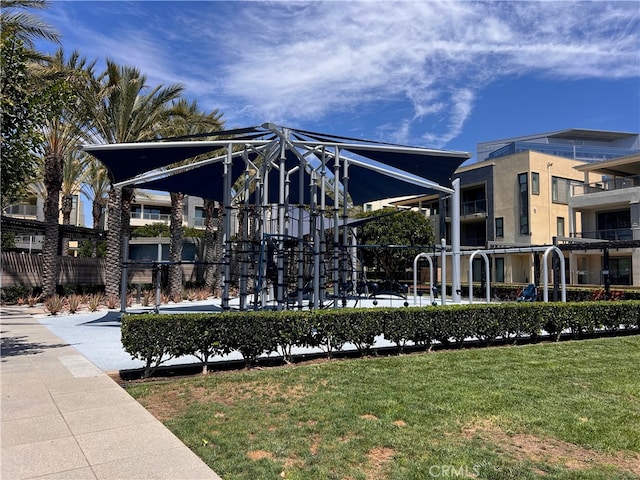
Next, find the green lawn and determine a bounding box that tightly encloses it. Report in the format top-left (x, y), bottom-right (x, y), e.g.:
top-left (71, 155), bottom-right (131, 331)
top-left (127, 336), bottom-right (640, 479)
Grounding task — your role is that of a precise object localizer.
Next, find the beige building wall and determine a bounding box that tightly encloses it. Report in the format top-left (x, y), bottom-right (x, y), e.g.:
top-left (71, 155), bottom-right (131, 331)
top-left (490, 151), bottom-right (586, 246)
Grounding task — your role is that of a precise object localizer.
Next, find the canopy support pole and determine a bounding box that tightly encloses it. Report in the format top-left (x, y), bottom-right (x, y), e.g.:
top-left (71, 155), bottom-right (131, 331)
top-left (341, 157), bottom-right (350, 304)
top-left (311, 170), bottom-right (320, 309)
top-left (221, 144), bottom-right (233, 311)
top-left (276, 134), bottom-right (287, 311)
top-left (332, 147), bottom-right (341, 307)
top-left (296, 165), bottom-right (305, 310)
top-left (451, 178), bottom-right (461, 303)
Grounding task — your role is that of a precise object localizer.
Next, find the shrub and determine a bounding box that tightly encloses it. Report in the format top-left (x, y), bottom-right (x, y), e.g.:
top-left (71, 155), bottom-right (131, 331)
top-left (119, 301), bottom-right (640, 377)
top-left (66, 294), bottom-right (82, 314)
top-left (223, 312), bottom-right (280, 368)
top-left (27, 293), bottom-right (42, 307)
top-left (105, 294), bottom-right (119, 309)
top-left (87, 293), bottom-right (104, 312)
top-left (121, 314), bottom-right (182, 378)
top-left (44, 295), bottom-right (65, 315)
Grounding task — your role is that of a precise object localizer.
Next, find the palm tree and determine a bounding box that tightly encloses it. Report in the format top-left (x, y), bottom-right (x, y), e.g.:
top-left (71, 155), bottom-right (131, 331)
top-left (202, 199), bottom-right (219, 292)
top-left (59, 149), bottom-right (89, 254)
top-left (89, 60), bottom-right (183, 297)
top-left (81, 158), bottom-right (110, 255)
top-left (0, 0), bottom-right (59, 207)
top-left (37, 49), bottom-right (96, 297)
top-left (0, 0), bottom-right (60, 46)
top-left (157, 99), bottom-right (223, 300)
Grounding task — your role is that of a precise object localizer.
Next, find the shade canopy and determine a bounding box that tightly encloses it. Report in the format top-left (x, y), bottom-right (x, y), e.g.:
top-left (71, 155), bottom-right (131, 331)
top-left (83, 124), bottom-right (470, 204)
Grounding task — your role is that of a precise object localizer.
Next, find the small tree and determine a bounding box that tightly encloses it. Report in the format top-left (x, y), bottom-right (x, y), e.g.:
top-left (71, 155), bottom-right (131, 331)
top-left (355, 209), bottom-right (435, 280)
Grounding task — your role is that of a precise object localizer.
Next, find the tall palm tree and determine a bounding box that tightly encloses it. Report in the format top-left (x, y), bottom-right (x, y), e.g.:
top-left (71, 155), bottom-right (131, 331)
top-left (1, 0), bottom-right (59, 207)
top-left (81, 158), bottom-right (110, 232)
top-left (0, 0), bottom-right (60, 46)
top-left (89, 60), bottom-right (183, 297)
top-left (37, 49), bottom-right (96, 297)
top-left (59, 149), bottom-right (89, 254)
top-left (202, 198), bottom-right (219, 292)
top-left (159, 99), bottom-right (223, 300)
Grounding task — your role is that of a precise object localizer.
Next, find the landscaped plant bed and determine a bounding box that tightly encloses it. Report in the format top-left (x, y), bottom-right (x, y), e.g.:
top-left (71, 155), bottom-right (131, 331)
top-left (126, 335), bottom-right (640, 479)
top-left (120, 301), bottom-right (640, 378)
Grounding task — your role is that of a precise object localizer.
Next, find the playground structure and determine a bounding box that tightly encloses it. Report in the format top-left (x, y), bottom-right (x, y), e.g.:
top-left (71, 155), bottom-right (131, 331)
top-left (85, 124), bottom-right (471, 311)
top-left (85, 124), bottom-right (567, 311)
top-left (412, 243), bottom-right (567, 307)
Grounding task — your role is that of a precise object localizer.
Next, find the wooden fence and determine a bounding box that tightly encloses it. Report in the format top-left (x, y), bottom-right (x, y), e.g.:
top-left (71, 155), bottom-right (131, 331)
top-left (1, 252), bottom-right (202, 288)
top-left (1, 252), bottom-right (106, 288)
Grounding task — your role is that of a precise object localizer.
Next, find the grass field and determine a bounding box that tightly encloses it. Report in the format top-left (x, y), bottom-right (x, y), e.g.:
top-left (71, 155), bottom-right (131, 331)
top-left (127, 335), bottom-right (640, 479)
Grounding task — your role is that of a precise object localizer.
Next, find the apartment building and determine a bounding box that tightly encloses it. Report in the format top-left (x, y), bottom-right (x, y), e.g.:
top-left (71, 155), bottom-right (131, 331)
top-left (392, 129), bottom-right (640, 287)
top-left (565, 153), bottom-right (640, 286)
top-left (2, 193), bottom-right (85, 253)
top-left (129, 191), bottom-right (209, 229)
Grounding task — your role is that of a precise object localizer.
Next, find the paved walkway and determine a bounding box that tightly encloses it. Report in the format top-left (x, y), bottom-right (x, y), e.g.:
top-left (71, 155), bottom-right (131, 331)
top-left (1, 307), bottom-right (221, 480)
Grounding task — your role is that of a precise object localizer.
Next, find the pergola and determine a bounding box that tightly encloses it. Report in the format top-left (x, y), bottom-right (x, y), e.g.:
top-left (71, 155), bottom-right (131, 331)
top-left (84, 123), bottom-right (470, 310)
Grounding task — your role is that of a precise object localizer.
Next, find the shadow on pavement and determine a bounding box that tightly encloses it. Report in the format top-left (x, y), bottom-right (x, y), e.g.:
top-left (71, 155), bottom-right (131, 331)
top-left (0, 333), bottom-right (70, 359)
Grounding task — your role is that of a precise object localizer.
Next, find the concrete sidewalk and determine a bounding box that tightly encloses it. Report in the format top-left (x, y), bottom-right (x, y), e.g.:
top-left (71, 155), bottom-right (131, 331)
top-left (1, 307), bottom-right (221, 480)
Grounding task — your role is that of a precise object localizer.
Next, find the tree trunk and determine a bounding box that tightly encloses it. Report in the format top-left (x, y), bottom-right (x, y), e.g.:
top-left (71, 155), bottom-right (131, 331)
top-left (61, 193), bottom-right (73, 256)
top-left (203, 199), bottom-right (217, 292)
top-left (214, 207), bottom-right (224, 297)
top-left (168, 192), bottom-right (184, 301)
top-left (41, 153), bottom-right (63, 298)
top-left (105, 186), bottom-right (122, 297)
top-left (91, 199), bottom-right (103, 257)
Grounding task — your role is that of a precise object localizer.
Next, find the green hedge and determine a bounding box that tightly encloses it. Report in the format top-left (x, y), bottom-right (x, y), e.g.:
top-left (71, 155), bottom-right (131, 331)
top-left (121, 301), bottom-right (640, 377)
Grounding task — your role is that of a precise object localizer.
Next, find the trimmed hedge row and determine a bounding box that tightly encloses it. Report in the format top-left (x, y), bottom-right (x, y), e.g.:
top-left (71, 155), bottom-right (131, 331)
top-left (121, 301), bottom-right (640, 377)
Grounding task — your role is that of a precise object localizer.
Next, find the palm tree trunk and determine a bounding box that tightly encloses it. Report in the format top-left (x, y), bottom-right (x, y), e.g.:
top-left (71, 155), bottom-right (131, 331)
top-left (42, 153), bottom-right (63, 298)
top-left (105, 185), bottom-right (122, 297)
top-left (203, 199), bottom-right (217, 292)
top-left (61, 193), bottom-right (73, 256)
top-left (215, 207), bottom-right (224, 297)
top-left (168, 192), bottom-right (184, 301)
top-left (91, 199), bottom-right (102, 257)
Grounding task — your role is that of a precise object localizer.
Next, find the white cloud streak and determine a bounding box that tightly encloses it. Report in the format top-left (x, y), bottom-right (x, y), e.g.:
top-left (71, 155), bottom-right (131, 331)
top-left (42, 1), bottom-right (639, 148)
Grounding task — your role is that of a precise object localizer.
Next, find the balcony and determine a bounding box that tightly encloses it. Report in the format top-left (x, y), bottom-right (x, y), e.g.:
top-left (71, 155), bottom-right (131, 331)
top-left (573, 228), bottom-right (633, 241)
top-left (4, 204), bottom-right (38, 217)
top-left (572, 175), bottom-right (640, 196)
top-left (445, 199), bottom-right (487, 218)
top-left (131, 212), bottom-right (171, 223)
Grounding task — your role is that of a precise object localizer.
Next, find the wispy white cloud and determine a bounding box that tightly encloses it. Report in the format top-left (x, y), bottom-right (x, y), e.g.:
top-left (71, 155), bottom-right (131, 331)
top-left (205, 1), bottom-right (639, 146)
top-left (41, 1), bottom-right (639, 148)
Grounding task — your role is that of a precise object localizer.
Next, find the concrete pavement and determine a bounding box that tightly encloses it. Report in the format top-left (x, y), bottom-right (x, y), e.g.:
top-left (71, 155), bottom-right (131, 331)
top-left (1, 306), bottom-right (221, 480)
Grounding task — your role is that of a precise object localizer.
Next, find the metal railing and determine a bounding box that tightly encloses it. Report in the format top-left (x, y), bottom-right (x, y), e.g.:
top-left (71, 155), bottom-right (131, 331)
top-left (131, 212), bottom-right (171, 223)
top-left (573, 228), bottom-right (633, 241)
top-left (3, 204), bottom-right (38, 217)
top-left (572, 175), bottom-right (640, 196)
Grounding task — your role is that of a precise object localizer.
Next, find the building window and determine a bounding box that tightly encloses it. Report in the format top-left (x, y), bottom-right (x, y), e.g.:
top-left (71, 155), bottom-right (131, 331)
top-left (495, 257), bottom-right (505, 283)
top-left (365, 203), bottom-right (373, 212)
top-left (551, 176), bottom-right (578, 204)
top-left (531, 172), bottom-right (540, 195)
top-left (194, 207), bottom-right (206, 227)
top-left (557, 217), bottom-right (565, 237)
top-left (495, 217), bottom-right (504, 238)
top-left (608, 257), bottom-right (632, 285)
top-left (518, 173), bottom-right (529, 235)
top-left (597, 210), bottom-right (631, 240)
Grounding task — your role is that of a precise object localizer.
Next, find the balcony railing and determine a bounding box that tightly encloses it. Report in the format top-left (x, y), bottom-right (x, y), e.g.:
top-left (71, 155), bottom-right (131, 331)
top-left (445, 199), bottom-right (487, 217)
top-left (131, 212), bottom-right (171, 223)
top-left (462, 199), bottom-right (487, 216)
top-left (572, 175), bottom-right (640, 196)
top-left (573, 228), bottom-right (633, 241)
top-left (4, 204), bottom-right (38, 217)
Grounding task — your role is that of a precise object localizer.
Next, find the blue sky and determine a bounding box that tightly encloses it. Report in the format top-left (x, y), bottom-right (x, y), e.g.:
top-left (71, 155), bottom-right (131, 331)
top-left (36, 0), bottom-right (639, 160)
